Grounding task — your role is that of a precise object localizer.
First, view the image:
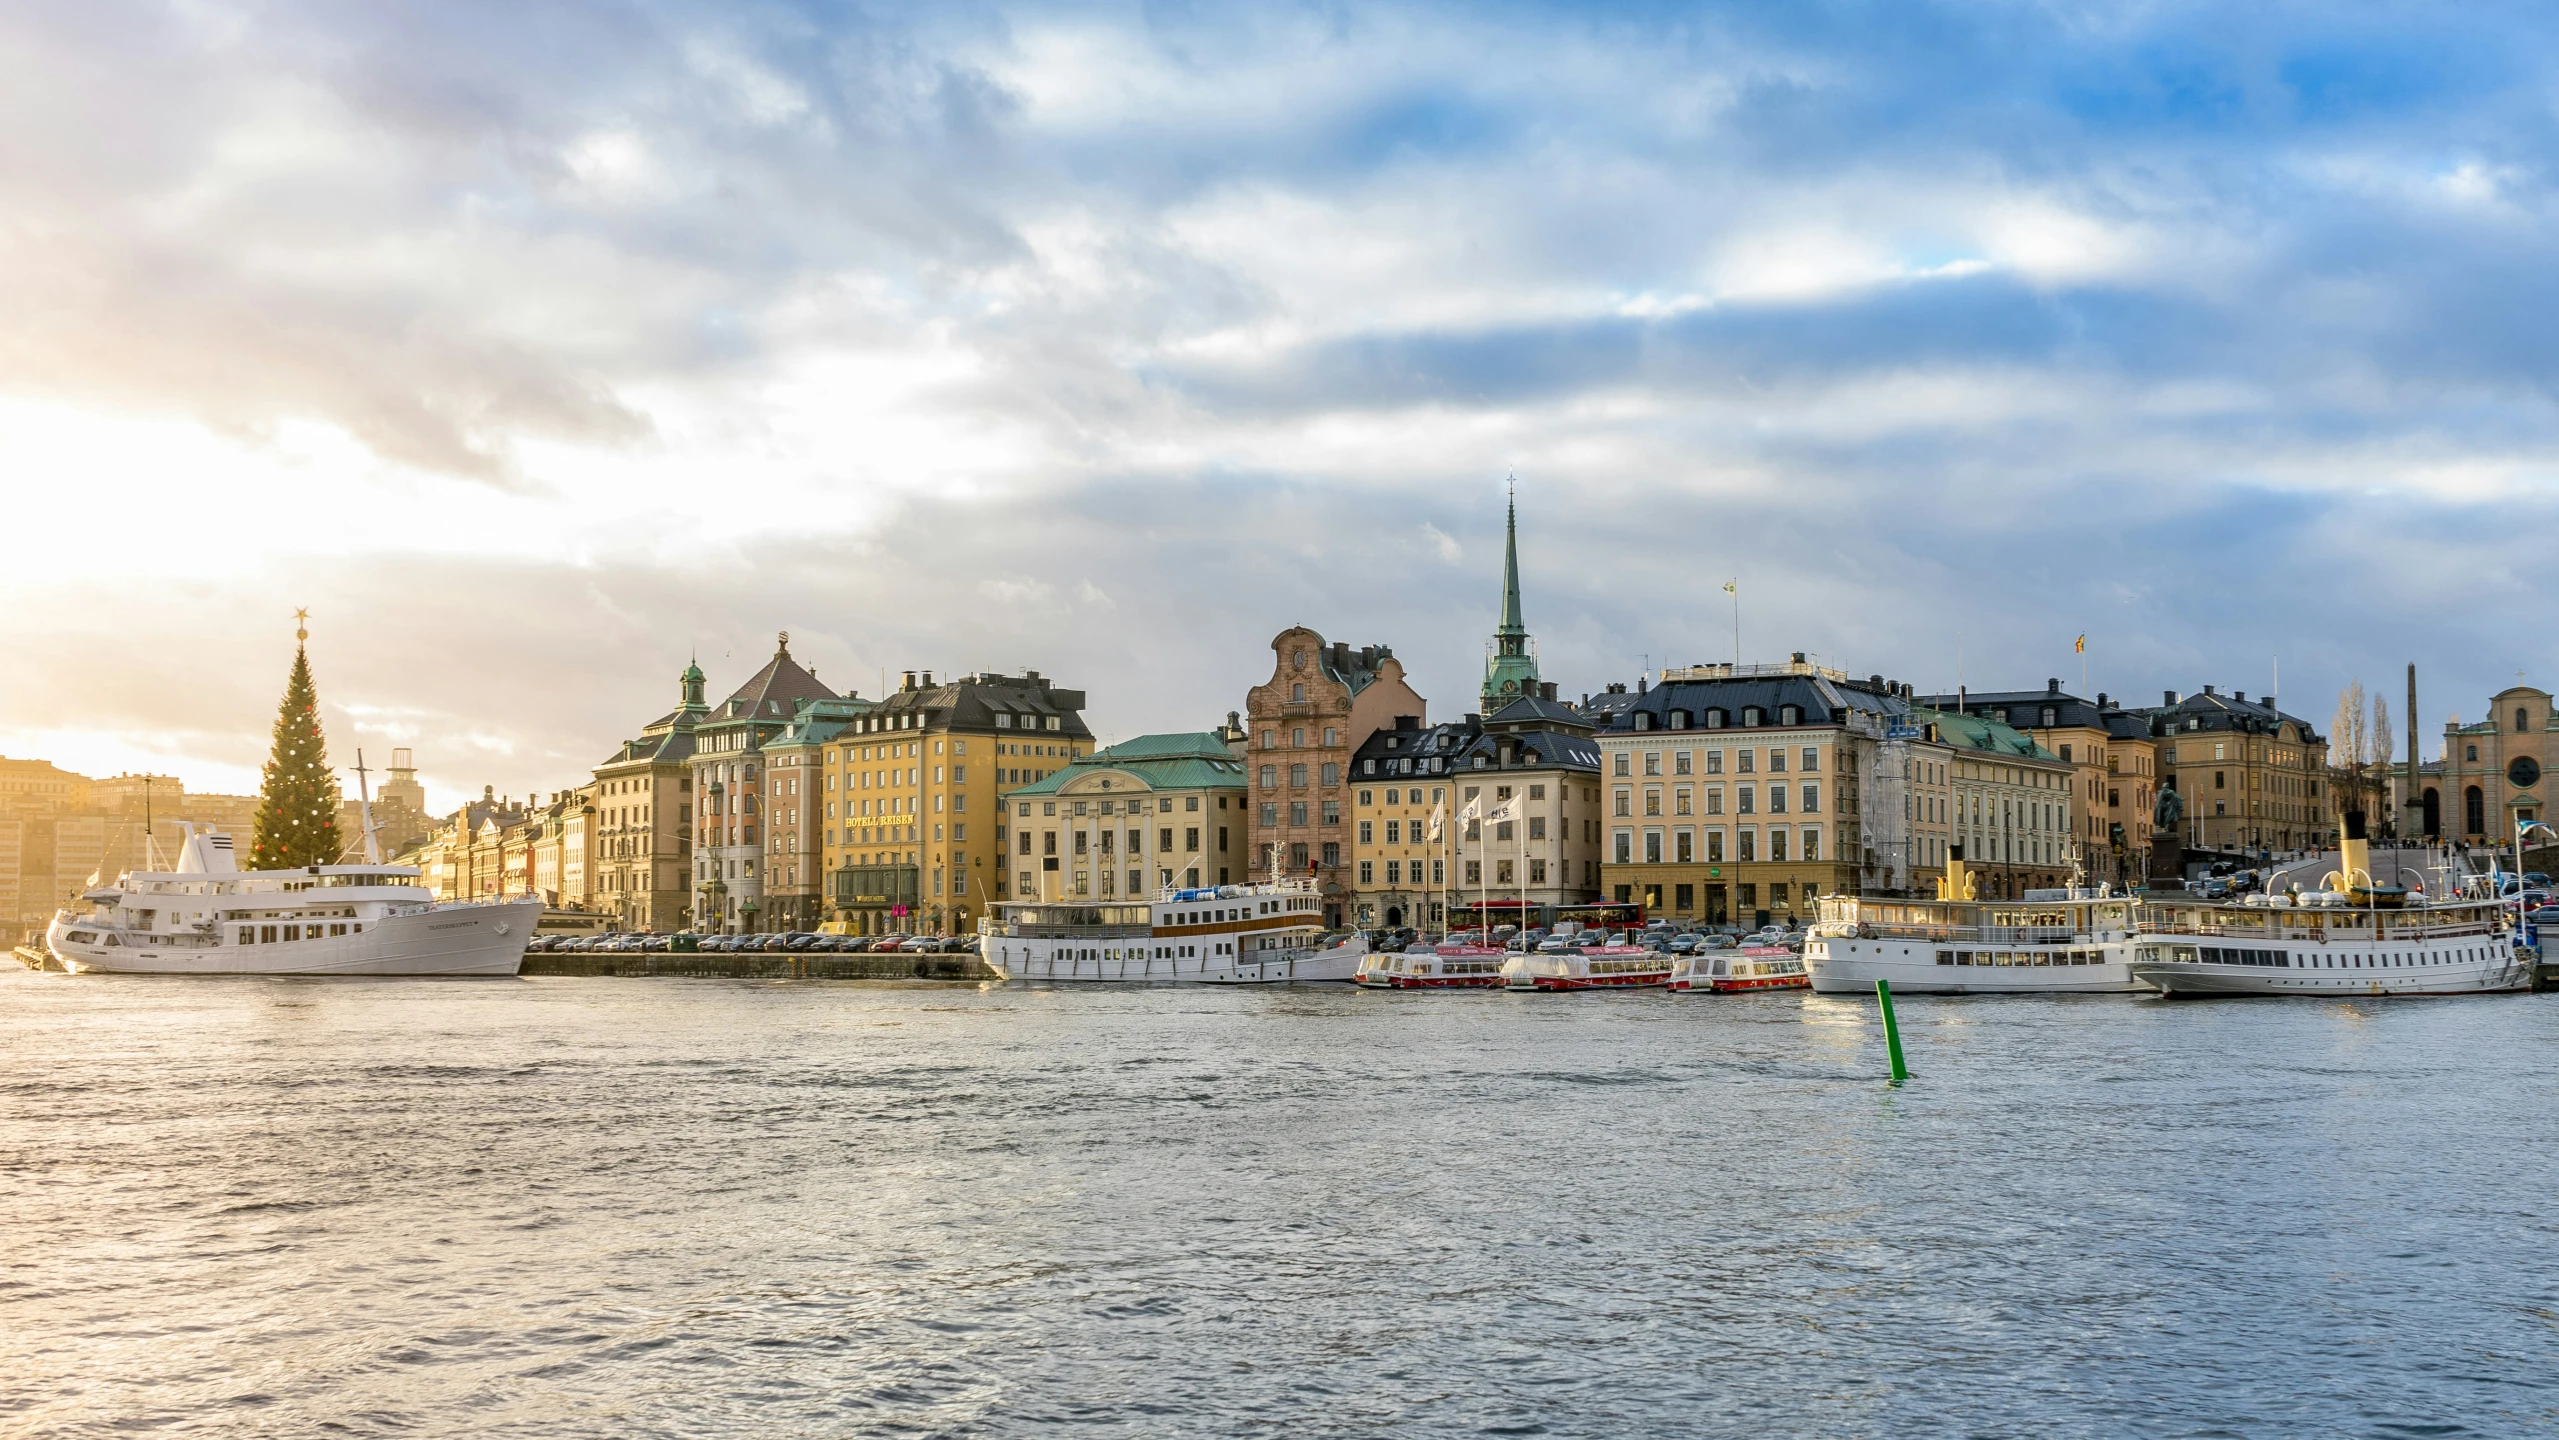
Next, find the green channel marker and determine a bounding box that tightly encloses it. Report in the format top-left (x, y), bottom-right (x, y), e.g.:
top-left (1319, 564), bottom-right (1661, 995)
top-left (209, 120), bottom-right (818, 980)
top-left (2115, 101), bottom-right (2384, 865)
top-left (1876, 977), bottom-right (1909, 1083)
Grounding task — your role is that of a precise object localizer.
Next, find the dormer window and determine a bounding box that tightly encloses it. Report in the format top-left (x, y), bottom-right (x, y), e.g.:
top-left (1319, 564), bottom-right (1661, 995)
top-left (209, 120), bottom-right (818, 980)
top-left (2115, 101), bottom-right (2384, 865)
top-left (2041, 707), bottom-right (2058, 728)
top-left (1742, 706), bottom-right (1765, 727)
top-left (1705, 709), bottom-right (1727, 729)
top-left (1668, 710), bottom-right (1688, 730)
top-left (1778, 705), bottom-right (1802, 726)
top-left (1633, 712), bottom-right (1654, 731)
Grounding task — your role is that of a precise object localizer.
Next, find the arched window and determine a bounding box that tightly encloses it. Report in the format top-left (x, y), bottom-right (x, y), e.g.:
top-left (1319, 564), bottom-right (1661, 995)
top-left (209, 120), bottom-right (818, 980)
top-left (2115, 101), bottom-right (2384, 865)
top-left (2518, 707), bottom-right (2530, 733)
top-left (2465, 785), bottom-right (2485, 835)
top-left (2422, 788), bottom-right (2441, 837)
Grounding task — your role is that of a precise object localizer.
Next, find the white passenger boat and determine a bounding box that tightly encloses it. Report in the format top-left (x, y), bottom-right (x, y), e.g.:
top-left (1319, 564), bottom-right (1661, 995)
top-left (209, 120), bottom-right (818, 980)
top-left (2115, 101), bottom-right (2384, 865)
top-left (2129, 815), bottom-right (2531, 997)
top-left (1668, 946), bottom-right (1810, 993)
top-left (1356, 944), bottom-right (1508, 989)
top-left (977, 880), bottom-right (1334, 983)
top-left (1804, 850), bottom-right (2142, 995)
top-left (44, 825), bottom-right (537, 977)
top-left (1499, 944), bottom-right (1671, 991)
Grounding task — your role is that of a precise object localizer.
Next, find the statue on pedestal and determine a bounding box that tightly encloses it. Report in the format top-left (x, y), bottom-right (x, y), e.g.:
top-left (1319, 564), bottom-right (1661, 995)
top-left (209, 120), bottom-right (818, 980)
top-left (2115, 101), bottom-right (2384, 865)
top-left (2147, 785), bottom-right (2186, 886)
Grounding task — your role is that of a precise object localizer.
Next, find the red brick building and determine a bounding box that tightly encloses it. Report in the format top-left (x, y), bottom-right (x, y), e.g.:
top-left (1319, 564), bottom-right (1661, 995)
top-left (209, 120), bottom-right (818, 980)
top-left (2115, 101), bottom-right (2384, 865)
top-left (1243, 628), bottom-right (1427, 927)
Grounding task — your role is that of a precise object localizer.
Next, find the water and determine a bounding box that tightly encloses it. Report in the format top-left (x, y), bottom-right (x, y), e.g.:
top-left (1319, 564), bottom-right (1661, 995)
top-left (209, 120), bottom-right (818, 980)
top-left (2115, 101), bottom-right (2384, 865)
top-left (5, 971), bottom-right (2557, 1437)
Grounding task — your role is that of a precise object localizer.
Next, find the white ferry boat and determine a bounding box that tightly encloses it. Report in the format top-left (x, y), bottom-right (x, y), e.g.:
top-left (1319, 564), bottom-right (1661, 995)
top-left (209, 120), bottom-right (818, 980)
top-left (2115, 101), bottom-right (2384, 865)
top-left (44, 825), bottom-right (538, 977)
top-left (1355, 944), bottom-right (1508, 989)
top-left (1668, 946), bottom-right (1810, 993)
top-left (2129, 817), bottom-right (2531, 997)
top-left (1803, 850), bottom-right (2142, 995)
top-left (978, 880), bottom-right (1337, 983)
top-left (1499, 944), bottom-right (1671, 992)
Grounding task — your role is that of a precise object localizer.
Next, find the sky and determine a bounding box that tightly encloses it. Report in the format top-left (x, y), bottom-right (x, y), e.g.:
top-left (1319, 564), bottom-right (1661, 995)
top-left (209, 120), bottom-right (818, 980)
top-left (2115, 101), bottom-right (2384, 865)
top-left (5, 0), bottom-right (2559, 813)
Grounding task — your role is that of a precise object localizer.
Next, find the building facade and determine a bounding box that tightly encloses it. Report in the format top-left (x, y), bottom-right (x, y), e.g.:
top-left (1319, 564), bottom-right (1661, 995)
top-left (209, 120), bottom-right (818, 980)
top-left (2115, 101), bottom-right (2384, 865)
top-left (1905, 706), bottom-right (2077, 898)
top-left (593, 665), bottom-right (707, 931)
top-left (690, 635), bottom-right (839, 933)
top-left (2141, 687), bottom-right (2330, 856)
top-left (1244, 630), bottom-right (1427, 928)
top-left (1918, 681), bottom-right (2160, 887)
top-left (1349, 716), bottom-right (1474, 930)
top-left (1444, 697), bottom-right (1604, 930)
top-left (825, 669), bottom-right (1091, 935)
top-left (1006, 733), bottom-right (1250, 904)
top-left (2431, 685), bottom-right (2556, 845)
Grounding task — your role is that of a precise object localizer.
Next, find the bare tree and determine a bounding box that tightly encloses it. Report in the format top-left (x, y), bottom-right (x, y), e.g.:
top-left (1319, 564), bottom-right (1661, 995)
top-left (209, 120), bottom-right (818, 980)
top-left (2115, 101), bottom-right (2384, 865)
top-left (2333, 681), bottom-right (2369, 769)
top-left (2371, 693), bottom-right (2393, 770)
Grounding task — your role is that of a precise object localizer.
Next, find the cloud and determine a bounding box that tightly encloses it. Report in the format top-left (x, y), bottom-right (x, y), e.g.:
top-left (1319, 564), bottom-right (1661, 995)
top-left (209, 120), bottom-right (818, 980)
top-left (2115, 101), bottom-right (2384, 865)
top-left (10, 0), bottom-right (2559, 800)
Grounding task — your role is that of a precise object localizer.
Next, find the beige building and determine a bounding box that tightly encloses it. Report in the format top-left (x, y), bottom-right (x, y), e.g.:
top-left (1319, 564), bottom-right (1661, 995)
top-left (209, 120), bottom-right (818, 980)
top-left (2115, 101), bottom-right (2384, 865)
top-left (1353, 698), bottom-right (1605, 932)
top-left (1006, 733), bottom-right (1251, 903)
top-left (2430, 685), bottom-right (2557, 844)
top-left (2142, 687), bottom-right (2331, 855)
top-left (760, 696), bottom-right (871, 932)
top-left (593, 664), bottom-right (709, 932)
top-left (825, 670), bottom-right (1091, 935)
top-left (1906, 707), bottom-right (2077, 899)
top-left (1919, 682), bottom-right (2161, 887)
top-left (1245, 629), bottom-right (1427, 929)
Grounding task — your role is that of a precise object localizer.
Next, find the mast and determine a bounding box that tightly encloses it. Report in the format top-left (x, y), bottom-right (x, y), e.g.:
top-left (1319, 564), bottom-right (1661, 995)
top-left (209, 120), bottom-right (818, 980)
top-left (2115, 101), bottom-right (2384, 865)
top-left (350, 749), bottom-right (382, 864)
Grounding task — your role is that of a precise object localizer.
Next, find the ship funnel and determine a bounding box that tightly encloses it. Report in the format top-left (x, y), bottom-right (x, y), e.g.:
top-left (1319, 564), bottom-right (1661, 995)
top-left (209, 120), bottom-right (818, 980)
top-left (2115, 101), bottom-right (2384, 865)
top-left (2329, 809), bottom-right (2406, 908)
top-left (1938, 843), bottom-right (1978, 902)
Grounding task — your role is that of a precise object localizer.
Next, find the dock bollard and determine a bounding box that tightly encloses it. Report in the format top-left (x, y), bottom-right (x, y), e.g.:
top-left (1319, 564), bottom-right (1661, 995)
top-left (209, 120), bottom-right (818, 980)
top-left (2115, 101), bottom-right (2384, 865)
top-left (1876, 978), bottom-right (1910, 1083)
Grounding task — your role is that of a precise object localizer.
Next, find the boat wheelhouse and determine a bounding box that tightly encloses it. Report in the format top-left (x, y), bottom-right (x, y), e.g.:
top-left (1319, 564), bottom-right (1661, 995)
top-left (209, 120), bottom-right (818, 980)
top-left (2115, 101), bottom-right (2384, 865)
top-left (978, 880), bottom-right (1333, 983)
top-left (43, 824), bottom-right (538, 977)
top-left (1804, 852), bottom-right (2142, 994)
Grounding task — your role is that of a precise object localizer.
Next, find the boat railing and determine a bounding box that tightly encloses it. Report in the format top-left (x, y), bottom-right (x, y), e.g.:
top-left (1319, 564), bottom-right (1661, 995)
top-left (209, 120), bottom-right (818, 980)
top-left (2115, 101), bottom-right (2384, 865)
top-left (981, 923), bottom-right (1155, 940)
top-left (1832, 923), bottom-right (2090, 945)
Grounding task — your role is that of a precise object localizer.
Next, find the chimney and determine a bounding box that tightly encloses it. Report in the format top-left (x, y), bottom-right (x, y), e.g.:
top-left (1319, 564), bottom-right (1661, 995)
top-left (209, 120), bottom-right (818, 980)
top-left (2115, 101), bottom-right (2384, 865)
top-left (2233, 690), bottom-right (2246, 703)
top-left (2203, 684), bottom-right (2215, 696)
top-left (1637, 674), bottom-right (1648, 693)
top-left (2047, 678), bottom-right (2061, 695)
top-left (902, 671), bottom-right (916, 691)
top-left (922, 671), bottom-right (934, 687)
top-left (1542, 682), bottom-right (1558, 701)
top-left (1792, 651), bottom-right (1807, 665)
top-left (2096, 692), bottom-right (2109, 709)
top-left (2164, 690), bottom-right (2178, 705)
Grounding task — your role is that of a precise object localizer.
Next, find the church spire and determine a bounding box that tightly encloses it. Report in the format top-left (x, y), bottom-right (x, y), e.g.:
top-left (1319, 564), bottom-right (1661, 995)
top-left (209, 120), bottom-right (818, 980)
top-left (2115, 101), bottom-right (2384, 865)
top-left (1482, 477), bottom-right (1541, 710)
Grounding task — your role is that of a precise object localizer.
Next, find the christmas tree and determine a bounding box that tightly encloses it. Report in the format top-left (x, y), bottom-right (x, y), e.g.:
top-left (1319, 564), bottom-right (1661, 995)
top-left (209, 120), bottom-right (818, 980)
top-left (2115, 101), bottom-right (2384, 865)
top-left (250, 614), bottom-right (344, 870)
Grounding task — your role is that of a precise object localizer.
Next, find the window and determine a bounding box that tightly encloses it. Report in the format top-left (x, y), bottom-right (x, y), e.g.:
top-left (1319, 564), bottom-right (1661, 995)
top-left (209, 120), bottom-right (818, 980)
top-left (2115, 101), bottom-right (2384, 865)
top-left (1613, 752), bottom-right (1631, 777)
top-left (2215, 771), bottom-right (2226, 790)
top-left (1737, 749), bottom-right (1755, 774)
top-left (1645, 791), bottom-right (1662, 817)
top-left (1738, 829), bottom-right (1756, 862)
top-left (1290, 802), bottom-right (1309, 826)
top-left (1360, 820), bottom-right (1375, 844)
top-left (1385, 861), bottom-right (1401, 884)
top-left (1779, 705), bottom-right (1802, 725)
top-left (1800, 747), bottom-right (1819, 773)
top-left (1290, 683), bottom-right (1305, 703)
top-left (1186, 826), bottom-right (1199, 851)
top-left (1644, 832), bottom-right (1663, 863)
top-left (1705, 709), bottom-right (1726, 729)
top-left (1359, 861), bottom-right (1374, 884)
top-left (1612, 831), bottom-right (1632, 863)
top-left (1260, 765), bottom-right (1276, 790)
top-left (1614, 790), bottom-right (1631, 817)
top-left (1644, 752), bottom-right (1662, 776)
top-left (1466, 860), bottom-right (1483, 884)
top-left (1321, 842), bottom-right (1340, 867)
top-left (2520, 707), bottom-right (2531, 733)
top-left (1321, 763), bottom-right (1341, 786)
top-left (1321, 800), bottom-right (1341, 826)
top-left (1769, 829), bottom-right (1788, 862)
top-left (1675, 788), bottom-right (1693, 816)
top-left (1433, 859), bottom-right (1445, 885)
top-left (1324, 728), bottom-right (1338, 746)
top-left (1801, 783), bottom-right (1819, 814)
top-left (1802, 828), bottom-right (1820, 862)
top-left (1530, 859), bottom-right (1547, 884)
top-left (1673, 752), bottom-right (1692, 776)
top-left (1290, 764), bottom-right (1308, 788)
top-left (1738, 785), bottom-right (1756, 815)
top-left (2467, 744), bottom-right (2479, 762)
top-left (1359, 789), bottom-right (1374, 806)
top-left (1676, 830), bottom-right (1693, 863)
top-left (1707, 830), bottom-right (1725, 862)
top-left (1705, 750), bottom-right (1723, 774)
top-left (1260, 802), bottom-right (1278, 827)
top-left (1529, 816), bottom-right (1548, 840)
top-left (1768, 748), bottom-right (1787, 774)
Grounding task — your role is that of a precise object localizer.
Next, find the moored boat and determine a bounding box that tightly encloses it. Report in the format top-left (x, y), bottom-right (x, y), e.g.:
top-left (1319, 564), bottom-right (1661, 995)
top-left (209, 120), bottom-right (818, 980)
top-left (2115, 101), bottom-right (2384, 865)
top-left (977, 879), bottom-right (1331, 983)
top-left (1356, 944), bottom-right (1507, 989)
top-left (1803, 848), bottom-right (2142, 995)
top-left (1499, 943), bottom-right (1671, 991)
top-left (43, 824), bottom-right (537, 977)
top-left (1669, 946), bottom-right (1809, 992)
top-left (2129, 812), bottom-right (2531, 997)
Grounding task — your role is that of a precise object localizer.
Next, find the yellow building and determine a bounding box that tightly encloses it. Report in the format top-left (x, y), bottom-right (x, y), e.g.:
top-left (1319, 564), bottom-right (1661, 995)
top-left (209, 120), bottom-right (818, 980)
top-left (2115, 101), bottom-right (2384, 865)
top-left (1906, 707), bottom-right (2077, 899)
top-left (825, 670), bottom-right (1092, 935)
top-left (2144, 686), bottom-right (2330, 855)
top-left (1349, 719), bottom-right (1463, 930)
top-left (1919, 681), bottom-right (2161, 887)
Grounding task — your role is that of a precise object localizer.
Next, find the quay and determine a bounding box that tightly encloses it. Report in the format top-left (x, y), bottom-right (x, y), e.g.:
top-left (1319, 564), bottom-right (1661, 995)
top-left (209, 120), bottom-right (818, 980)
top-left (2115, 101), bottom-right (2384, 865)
top-left (522, 950), bottom-right (995, 982)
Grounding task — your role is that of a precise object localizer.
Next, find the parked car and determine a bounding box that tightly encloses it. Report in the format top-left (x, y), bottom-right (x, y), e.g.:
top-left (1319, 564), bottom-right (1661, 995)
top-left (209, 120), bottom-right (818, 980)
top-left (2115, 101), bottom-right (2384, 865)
top-left (1666, 933), bottom-right (1701, 954)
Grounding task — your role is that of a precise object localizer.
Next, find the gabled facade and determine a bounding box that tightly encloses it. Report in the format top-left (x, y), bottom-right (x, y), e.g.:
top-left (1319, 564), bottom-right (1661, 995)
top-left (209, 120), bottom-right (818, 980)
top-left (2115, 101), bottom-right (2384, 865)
top-left (689, 634), bottom-right (840, 933)
top-left (1244, 628), bottom-right (1427, 928)
top-left (592, 660), bottom-right (708, 931)
top-left (2433, 686), bottom-right (2555, 843)
top-left (1349, 715), bottom-right (1479, 930)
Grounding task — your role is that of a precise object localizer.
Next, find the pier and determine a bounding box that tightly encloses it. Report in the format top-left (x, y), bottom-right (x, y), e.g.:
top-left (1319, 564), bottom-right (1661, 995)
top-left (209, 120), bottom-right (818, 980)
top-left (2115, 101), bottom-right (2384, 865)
top-left (522, 951), bottom-right (996, 982)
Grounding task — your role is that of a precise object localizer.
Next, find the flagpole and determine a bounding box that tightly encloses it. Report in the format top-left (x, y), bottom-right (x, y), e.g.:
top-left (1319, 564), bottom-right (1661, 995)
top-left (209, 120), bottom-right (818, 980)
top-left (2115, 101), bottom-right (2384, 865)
top-left (1728, 579), bottom-right (1741, 668)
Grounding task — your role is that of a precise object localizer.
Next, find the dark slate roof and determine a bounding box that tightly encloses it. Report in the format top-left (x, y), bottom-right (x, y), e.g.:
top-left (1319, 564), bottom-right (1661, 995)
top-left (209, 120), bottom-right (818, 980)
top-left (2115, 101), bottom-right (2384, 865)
top-left (1454, 727), bottom-right (1601, 773)
top-left (2134, 687), bottom-right (2323, 743)
top-left (1318, 641), bottom-right (1399, 696)
top-left (1593, 671), bottom-right (1912, 735)
top-left (1915, 683), bottom-right (2111, 733)
top-left (709, 641), bottom-right (838, 723)
top-left (870, 671), bottom-right (1093, 738)
top-left (1353, 718), bottom-right (1482, 780)
top-left (1485, 694), bottom-right (1592, 733)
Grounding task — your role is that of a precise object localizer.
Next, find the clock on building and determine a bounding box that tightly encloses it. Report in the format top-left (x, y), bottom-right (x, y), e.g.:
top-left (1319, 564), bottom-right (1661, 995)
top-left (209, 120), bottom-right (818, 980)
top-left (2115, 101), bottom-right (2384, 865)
top-left (2510, 756), bottom-right (2541, 789)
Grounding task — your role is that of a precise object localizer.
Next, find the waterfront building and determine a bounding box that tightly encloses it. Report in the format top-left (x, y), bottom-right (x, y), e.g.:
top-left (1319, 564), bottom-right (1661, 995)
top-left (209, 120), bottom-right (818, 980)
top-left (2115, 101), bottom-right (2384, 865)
top-left (2139, 687), bottom-right (2330, 855)
top-left (1917, 681), bottom-right (2162, 888)
top-left (1593, 659), bottom-right (1938, 928)
top-left (761, 695), bottom-right (871, 933)
top-left (1244, 630), bottom-right (1427, 928)
top-left (1902, 705), bottom-right (2077, 898)
top-left (594, 664), bottom-right (707, 932)
top-left (1005, 732), bottom-right (1250, 903)
top-left (689, 635), bottom-right (839, 933)
top-left (2429, 685), bottom-right (2557, 845)
top-left (0, 760), bottom-right (257, 941)
top-left (825, 669), bottom-right (1091, 935)
top-left (1349, 716), bottom-right (1475, 930)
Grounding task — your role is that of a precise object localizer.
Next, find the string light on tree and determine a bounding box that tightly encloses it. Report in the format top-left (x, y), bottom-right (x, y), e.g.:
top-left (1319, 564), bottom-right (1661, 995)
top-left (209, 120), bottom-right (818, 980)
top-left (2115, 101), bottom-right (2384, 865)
top-left (251, 608), bottom-right (345, 870)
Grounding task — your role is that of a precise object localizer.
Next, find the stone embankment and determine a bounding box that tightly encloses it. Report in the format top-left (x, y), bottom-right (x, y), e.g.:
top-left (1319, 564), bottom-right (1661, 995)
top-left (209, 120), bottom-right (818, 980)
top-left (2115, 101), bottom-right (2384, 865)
top-left (522, 951), bottom-right (995, 981)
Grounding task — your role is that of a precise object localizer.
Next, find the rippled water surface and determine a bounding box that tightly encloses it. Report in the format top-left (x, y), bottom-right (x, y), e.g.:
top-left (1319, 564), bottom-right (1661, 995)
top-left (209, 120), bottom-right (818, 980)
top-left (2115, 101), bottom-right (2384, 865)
top-left (5, 970), bottom-right (2558, 1437)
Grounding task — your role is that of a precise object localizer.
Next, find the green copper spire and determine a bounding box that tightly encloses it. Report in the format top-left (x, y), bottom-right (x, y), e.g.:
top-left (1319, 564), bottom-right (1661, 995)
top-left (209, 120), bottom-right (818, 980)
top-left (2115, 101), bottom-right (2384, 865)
top-left (1483, 479), bottom-right (1541, 710)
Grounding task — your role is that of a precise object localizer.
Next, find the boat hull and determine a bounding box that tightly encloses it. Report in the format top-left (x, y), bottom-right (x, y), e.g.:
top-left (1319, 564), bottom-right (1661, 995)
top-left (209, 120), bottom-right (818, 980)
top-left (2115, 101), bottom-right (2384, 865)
top-left (1806, 939), bottom-right (2143, 995)
top-left (46, 898), bottom-right (538, 977)
top-left (2130, 958), bottom-right (2530, 997)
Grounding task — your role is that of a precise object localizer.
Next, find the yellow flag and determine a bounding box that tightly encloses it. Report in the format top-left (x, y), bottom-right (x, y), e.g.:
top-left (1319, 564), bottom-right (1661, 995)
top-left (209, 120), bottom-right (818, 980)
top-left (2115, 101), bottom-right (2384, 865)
top-left (2074, 634), bottom-right (2086, 654)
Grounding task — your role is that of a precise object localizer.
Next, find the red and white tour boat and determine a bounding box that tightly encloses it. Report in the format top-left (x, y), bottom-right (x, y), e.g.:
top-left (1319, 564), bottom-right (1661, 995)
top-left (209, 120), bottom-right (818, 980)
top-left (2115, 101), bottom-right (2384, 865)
top-left (1499, 944), bottom-right (1672, 992)
top-left (1355, 944), bottom-right (1509, 989)
top-left (1667, 946), bottom-right (1810, 993)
